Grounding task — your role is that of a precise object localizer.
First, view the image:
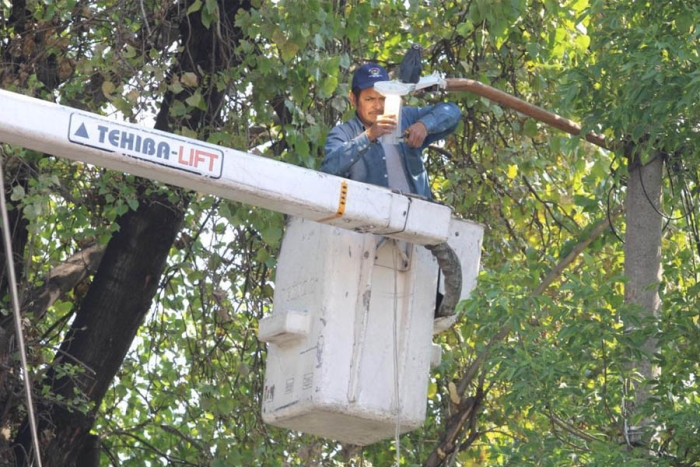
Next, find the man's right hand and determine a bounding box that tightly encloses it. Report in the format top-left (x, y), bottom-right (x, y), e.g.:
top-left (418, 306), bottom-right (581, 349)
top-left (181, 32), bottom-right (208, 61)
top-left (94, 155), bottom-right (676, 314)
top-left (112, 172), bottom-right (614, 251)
top-left (367, 114), bottom-right (397, 142)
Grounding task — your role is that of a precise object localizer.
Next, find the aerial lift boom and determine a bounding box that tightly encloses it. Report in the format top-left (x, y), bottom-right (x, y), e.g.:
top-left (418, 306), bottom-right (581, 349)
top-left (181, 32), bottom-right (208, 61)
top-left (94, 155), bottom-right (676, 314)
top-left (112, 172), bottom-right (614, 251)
top-left (0, 88), bottom-right (453, 245)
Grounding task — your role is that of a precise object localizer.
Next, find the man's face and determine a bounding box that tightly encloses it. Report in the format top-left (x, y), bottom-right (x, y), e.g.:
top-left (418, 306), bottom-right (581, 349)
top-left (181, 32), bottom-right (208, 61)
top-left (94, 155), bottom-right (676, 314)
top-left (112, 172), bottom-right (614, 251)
top-left (350, 88), bottom-right (386, 128)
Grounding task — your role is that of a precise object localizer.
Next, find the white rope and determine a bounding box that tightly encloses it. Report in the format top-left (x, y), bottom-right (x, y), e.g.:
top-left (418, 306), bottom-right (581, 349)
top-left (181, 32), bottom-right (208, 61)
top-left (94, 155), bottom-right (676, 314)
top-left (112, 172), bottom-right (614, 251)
top-left (391, 240), bottom-right (401, 467)
top-left (0, 158), bottom-right (43, 466)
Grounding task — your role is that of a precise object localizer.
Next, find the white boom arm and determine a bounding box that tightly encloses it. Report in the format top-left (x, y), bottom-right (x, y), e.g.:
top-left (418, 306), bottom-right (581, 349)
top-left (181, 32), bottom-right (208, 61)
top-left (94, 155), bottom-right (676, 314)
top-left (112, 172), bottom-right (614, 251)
top-left (0, 89), bottom-right (451, 244)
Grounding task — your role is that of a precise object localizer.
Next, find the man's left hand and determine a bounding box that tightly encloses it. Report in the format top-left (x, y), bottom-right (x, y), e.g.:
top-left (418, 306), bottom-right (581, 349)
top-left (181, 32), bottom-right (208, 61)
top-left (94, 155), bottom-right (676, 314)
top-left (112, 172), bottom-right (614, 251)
top-left (404, 122), bottom-right (428, 148)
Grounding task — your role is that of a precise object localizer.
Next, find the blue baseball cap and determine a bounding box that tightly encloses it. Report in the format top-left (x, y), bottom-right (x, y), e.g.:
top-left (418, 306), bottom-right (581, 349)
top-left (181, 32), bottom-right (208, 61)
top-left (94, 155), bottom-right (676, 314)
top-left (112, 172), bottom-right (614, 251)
top-left (352, 63), bottom-right (390, 91)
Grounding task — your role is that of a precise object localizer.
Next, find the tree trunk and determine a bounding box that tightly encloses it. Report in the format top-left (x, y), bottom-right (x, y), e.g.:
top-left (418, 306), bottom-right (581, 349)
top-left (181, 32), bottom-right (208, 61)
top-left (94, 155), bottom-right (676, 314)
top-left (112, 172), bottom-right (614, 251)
top-left (12, 1), bottom-right (253, 463)
top-left (623, 152), bottom-right (663, 442)
top-left (13, 191), bottom-right (186, 465)
top-left (74, 432), bottom-right (100, 466)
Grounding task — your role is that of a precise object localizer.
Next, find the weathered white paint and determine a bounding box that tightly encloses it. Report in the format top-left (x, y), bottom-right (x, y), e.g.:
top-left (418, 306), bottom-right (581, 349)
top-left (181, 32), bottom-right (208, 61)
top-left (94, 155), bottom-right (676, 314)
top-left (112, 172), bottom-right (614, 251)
top-left (439, 218), bottom-right (485, 303)
top-left (259, 216), bottom-right (484, 445)
top-left (257, 310), bottom-right (311, 346)
top-left (0, 89), bottom-right (452, 244)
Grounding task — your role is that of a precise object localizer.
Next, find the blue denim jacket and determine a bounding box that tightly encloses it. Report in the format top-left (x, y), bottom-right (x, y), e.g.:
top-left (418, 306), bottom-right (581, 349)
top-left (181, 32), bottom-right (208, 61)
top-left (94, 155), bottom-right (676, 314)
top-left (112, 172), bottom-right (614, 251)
top-left (321, 103), bottom-right (462, 200)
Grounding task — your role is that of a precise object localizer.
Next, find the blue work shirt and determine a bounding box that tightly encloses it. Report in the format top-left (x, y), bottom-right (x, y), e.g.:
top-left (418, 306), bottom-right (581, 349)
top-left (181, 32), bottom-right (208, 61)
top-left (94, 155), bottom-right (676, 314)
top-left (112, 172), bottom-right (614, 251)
top-left (321, 102), bottom-right (461, 200)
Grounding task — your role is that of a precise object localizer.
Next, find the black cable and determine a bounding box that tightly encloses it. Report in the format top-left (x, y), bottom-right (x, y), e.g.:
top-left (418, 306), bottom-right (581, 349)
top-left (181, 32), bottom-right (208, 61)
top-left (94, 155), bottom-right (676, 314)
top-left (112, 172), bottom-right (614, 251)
top-left (666, 152), bottom-right (700, 260)
top-left (680, 181), bottom-right (700, 259)
top-left (636, 153), bottom-right (683, 222)
top-left (607, 183), bottom-right (624, 244)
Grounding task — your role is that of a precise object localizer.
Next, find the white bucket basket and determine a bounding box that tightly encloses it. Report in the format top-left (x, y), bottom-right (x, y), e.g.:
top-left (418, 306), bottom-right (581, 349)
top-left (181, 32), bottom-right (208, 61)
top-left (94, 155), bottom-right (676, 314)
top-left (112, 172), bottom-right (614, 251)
top-left (258, 216), bottom-right (483, 445)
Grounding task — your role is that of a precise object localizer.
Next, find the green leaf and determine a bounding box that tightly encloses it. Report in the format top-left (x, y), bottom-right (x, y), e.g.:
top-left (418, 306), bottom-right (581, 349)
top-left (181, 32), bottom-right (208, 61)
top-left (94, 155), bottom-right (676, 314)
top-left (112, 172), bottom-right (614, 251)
top-left (185, 91), bottom-right (207, 110)
top-left (10, 185), bottom-right (25, 201)
top-left (319, 76), bottom-right (337, 98)
top-left (456, 21), bottom-right (474, 37)
top-left (261, 226), bottom-right (282, 246)
top-left (523, 119), bottom-right (539, 137)
top-left (127, 197), bottom-right (139, 211)
top-left (186, 0), bottom-right (202, 15)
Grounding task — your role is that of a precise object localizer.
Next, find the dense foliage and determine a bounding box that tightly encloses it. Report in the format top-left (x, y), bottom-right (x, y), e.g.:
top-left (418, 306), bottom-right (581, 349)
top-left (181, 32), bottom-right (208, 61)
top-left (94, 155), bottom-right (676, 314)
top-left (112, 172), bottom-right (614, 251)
top-left (1, 0), bottom-right (699, 465)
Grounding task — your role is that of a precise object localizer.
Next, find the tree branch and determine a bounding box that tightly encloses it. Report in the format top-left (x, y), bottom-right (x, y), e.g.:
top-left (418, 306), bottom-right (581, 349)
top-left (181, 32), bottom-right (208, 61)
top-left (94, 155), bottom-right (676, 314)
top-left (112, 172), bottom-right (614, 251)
top-left (424, 209), bottom-right (621, 466)
top-left (533, 206), bottom-right (623, 296)
top-left (20, 242), bottom-right (104, 322)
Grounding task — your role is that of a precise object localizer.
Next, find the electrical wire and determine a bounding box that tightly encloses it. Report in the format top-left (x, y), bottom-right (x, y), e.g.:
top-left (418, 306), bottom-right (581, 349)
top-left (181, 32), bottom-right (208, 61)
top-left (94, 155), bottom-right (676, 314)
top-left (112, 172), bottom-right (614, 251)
top-left (681, 184), bottom-right (700, 259)
top-left (606, 154), bottom-right (677, 246)
top-left (606, 183), bottom-right (625, 245)
top-left (674, 163), bottom-right (700, 260)
top-left (0, 158), bottom-right (43, 466)
top-left (636, 153), bottom-right (683, 222)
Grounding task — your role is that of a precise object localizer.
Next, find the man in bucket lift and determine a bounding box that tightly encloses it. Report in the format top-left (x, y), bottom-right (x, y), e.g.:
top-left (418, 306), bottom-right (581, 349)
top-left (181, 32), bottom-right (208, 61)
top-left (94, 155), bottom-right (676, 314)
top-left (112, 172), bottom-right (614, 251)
top-left (321, 63), bottom-right (461, 200)
top-left (321, 63), bottom-right (463, 320)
